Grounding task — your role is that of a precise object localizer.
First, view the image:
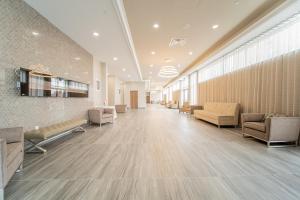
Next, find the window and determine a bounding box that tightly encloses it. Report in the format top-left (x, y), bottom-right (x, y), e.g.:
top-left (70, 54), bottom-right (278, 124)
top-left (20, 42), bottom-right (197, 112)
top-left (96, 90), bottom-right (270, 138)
top-left (189, 72), bottom-right (198, 105)
top-left (180, 77), bottom-right (189, 104)
top-left (198, 13), bottom-right (300, 83)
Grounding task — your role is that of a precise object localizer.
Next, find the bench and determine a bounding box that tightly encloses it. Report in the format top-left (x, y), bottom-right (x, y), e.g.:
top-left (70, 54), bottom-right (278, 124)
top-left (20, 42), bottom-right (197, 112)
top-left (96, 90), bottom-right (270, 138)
top-left (25, 119), bottom-right (87, 153)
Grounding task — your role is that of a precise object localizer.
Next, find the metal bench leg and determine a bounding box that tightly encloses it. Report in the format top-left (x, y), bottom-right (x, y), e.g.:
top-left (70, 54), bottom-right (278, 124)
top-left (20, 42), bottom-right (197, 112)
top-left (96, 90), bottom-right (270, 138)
top-left (75, 126), bottom-right (86, 133)
top-left (26, 140), bottom-right (47, 153)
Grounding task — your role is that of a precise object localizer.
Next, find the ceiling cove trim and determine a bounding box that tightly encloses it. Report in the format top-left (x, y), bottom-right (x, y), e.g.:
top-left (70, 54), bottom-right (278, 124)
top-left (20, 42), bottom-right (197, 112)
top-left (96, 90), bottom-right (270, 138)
top-left (113, 0), bottom-right (143, 81)
top-left (164, 0), bottom-right (288, 88)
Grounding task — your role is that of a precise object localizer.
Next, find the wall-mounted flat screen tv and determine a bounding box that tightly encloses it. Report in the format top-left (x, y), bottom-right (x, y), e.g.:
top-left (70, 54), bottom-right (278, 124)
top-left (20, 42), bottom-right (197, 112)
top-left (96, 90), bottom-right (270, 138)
top-left (19, 68), bottom-right (88, 98)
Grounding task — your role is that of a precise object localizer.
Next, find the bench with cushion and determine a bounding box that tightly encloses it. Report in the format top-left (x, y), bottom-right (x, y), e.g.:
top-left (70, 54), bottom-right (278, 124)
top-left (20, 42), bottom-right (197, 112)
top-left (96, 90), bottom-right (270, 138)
top-left (194, 102), bottom-right (240, 128)
top-left (25, 119), bottom-right (87, 153)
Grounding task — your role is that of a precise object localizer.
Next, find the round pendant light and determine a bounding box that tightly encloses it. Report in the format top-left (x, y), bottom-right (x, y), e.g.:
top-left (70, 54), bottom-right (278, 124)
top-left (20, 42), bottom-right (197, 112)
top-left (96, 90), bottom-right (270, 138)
top-left (158, 66), bottom-right (179, 78)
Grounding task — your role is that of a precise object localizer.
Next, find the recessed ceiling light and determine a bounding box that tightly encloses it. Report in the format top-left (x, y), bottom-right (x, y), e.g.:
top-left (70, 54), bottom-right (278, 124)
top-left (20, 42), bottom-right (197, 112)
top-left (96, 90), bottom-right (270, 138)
top-left (113, 57), bottom-right (118, 61)
top-left (93, 32), bottom-right (100, 36)
top-left (189, 51), bottom-right (193, 55)
top-left (74, 57), bottom-right (81, 61)
top-left (151, 51), bottom-right (156, 55)
top-left (234, 0), bottom-right (240, 5)
top-left (153, 23), bottom-right (160, 29)
top-left (32, 31), bottom-right (39, 36)
top-left (128, 74), bottom-right (131, 78)
top-left (149, 64), bottom-right (154, 67)
top-left (149, 71), bottom-right (152, 74)
top-left (177, 64), bottom-right (181, 68)
top-left (122, 68), bottom-right (126, 72)
top-left (212, 24), bottom-right (219, 29)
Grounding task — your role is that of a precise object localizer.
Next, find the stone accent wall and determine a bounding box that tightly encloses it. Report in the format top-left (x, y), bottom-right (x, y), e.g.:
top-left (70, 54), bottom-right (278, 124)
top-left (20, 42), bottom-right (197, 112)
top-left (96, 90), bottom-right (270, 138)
top-left (0, 0), bottom-right (94, 131)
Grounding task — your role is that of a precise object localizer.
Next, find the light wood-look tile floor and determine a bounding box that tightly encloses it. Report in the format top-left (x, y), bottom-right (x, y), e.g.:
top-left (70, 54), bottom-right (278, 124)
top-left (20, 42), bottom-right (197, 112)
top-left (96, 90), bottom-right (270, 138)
top-left (6, 105), bottom-right (300, 200)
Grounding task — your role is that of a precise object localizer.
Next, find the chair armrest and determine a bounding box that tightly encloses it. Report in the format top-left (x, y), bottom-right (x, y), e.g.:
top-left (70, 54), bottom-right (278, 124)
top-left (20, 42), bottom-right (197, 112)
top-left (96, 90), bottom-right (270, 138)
top-left (241, 113), bottom-right (265, 124)
top-left (104, 108), bottom-right (114, 114)
top-left (0, 127), bottom-right (23, 143)
top-left (269, 117), bottom-right (300, 141)
top-left (88, 109), bottom-right (102, 123)
top-left (0, 138), bottom-right (7, 188)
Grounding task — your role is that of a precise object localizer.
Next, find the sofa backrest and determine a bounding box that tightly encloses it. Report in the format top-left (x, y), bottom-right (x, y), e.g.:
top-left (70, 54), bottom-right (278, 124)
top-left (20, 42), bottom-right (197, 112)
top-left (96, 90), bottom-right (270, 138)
top-left (204, 102), bottom-right (240, 116)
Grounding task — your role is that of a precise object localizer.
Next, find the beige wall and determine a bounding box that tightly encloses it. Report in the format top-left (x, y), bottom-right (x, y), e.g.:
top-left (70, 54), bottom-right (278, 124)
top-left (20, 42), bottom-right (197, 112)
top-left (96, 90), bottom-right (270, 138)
top-left (198, 50), bottom-right (300, 117)
top-left (0, 0), bottom-right (94, 131)
top-left (107, 75), bottom-right (122, 106)
top-left (123, 81), bottom-right (146, 108)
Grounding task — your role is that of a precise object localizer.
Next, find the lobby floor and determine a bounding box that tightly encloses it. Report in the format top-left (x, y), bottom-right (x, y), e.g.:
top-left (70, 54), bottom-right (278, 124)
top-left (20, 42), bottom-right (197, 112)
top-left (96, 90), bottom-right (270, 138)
top-left (6, 105), bottom-right (300, 200)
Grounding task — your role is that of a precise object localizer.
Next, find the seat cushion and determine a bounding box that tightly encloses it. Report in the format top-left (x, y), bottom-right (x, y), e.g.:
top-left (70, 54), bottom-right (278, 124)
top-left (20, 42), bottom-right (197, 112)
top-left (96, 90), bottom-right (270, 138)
top-left (102, 114), bottom-right (113, 119)
top-left (243, 122), bottom-right (266, 132)
top-left (7, 142), bottom-right (23, 166)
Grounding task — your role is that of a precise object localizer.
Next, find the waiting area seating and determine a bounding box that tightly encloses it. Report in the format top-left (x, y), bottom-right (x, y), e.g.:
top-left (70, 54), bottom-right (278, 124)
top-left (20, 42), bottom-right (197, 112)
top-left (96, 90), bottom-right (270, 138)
top-left (242, 113), bottom-right (300, 147)
top-left (115, 104), bottom-right (127, 113)
top-left (88, 107), bottom-right (114, 126)
top-left (166, 100), bottom-right (179, 109)
top-left (194, 102), bottom-right (240, 128)
top-left (179, 102), bottom-right (191, 114)
top-left (0, 127), bottom-right (24, 198)
top-left (25, 119), bottom-right (87, 153)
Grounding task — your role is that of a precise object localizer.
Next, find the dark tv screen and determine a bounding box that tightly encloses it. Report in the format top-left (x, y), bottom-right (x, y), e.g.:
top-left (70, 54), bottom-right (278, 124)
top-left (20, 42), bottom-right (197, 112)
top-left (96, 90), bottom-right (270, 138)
top-left (19, 68), bottom-right (88, 98)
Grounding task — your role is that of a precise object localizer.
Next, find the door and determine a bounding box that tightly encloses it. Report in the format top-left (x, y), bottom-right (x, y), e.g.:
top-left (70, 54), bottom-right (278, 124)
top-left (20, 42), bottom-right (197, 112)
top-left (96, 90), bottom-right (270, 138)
top-left (130, 90), bottom-right (138, 109)
top-left (146, 95), bottom-right (150, 104)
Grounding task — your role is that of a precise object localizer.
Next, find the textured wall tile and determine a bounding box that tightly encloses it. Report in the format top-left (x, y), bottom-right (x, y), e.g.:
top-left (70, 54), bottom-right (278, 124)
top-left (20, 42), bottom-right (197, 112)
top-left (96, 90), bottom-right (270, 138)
top-left (0, 0), bottom-right (93, 131)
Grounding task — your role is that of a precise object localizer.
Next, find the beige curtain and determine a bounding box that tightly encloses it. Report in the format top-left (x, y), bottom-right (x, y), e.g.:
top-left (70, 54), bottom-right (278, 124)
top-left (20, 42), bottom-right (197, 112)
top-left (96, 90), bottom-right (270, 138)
top-left (198, 50), bottom-right (300, 116)
top-left (172, 90), bottom-right (181, 103)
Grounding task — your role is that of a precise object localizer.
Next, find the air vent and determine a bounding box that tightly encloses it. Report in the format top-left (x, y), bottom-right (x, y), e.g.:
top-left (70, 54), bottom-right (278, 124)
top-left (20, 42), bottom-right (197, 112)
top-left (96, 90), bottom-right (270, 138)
top-left (169, 38), bottom-right (186, 48)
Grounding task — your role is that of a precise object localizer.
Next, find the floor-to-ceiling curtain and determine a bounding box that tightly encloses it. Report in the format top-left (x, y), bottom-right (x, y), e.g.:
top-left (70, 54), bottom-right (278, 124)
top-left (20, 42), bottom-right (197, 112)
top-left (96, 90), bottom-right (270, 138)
top-left (198, 50), bottom-right (300, 116)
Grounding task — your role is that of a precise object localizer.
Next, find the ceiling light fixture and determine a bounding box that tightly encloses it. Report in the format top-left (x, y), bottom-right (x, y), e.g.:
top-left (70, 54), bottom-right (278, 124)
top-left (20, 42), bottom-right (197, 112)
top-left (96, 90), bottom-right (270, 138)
top-left (32, 31), bottom-right (39, 36)
top-left (149, 71), bottom-right (152, 74)
top-left (189, 51), bottom-right (193, 55)
top-left (153, 23), bottom-right (160, 29)
top-left (151, 51), bottom-right (156, 55)
top-left (93, 32), bottom-right (100, 36)
top-left (149, 64), bottom-right (154, 67)
top-left (212, 24), bottom-right (219, 29)
top-left (113, 57), bottom-right (118, 61)
top-left (122, 68), bottom-right (126, 72)
top-left (234, 0), bottom-right (240, 5)
top-left (74, 57), bottom-right (81, 61)
top-left (158, 66), bottom-right (179, 78)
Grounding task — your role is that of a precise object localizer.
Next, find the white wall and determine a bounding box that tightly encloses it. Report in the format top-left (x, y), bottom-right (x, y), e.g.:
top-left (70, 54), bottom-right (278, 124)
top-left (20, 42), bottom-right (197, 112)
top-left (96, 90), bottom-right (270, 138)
top-left (108, 75), bottom-right (122, 105)
top-left (93, 59), bottom-right (107, 106)
top-left (124, 81), bottom-right (146, 108)
top-left (150, 90), bottom-right (162, 103)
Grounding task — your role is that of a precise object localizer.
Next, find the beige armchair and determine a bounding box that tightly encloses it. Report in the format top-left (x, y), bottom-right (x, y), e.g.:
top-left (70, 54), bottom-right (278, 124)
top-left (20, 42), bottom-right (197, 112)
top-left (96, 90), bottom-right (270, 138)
top-left (0, 127), bottom-right (24, 198)
top-left (242, 113), bottom-right (300, 147)
top-left (115, 105), bottom-right (127, 113)
top-left (88, 108), bottom-right (114, 127)
top-left (179, 102), bottom-right (191, 114)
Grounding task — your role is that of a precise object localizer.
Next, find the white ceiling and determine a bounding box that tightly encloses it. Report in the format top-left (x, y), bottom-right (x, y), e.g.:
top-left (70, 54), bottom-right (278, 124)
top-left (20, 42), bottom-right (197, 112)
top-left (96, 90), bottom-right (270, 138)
top-left (25, 0), bottom-right (279, 89)
top-left (124, 0), bottom-right (275, 85)
top-left (25, 0), bottom-right (140, 82)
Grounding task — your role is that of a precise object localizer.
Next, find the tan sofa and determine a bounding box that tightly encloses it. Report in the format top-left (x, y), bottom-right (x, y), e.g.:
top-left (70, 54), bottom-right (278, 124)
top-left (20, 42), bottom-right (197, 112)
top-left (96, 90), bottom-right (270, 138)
top-left (0, 127), bottom-right (24, 198)
top-left (242, 113), bottom-right (300, 147)
top-left (89, 108), bottom-right (114, 127)
top-left (194, 102), bottom-right (240, 128)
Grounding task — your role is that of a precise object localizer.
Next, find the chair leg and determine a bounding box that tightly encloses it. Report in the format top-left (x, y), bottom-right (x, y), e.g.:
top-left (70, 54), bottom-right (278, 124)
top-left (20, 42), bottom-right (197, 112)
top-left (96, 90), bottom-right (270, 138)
top-left (16, 163), bottom-right (23, 173)
top-left (0, 188), bottom-right (4, 200)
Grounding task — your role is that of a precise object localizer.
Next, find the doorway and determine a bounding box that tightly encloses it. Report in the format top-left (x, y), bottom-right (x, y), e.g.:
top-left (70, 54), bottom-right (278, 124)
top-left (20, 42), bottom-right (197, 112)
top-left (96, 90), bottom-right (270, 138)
top-left (130, 90), bottom-right (138, 109)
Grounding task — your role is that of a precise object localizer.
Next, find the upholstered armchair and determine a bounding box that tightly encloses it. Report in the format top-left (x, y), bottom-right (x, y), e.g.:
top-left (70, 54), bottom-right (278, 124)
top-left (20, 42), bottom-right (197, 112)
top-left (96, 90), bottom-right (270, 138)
top-left (0, 127), bottom-right (24, 198)
top-left (241, 113), bottom-right (300, 147)
top-left (179, 102), bottom-right (191, 114)
top-left (115, 105), bottom-right (127, 113)
top-left (88, 108), bottom-right (114, 127)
